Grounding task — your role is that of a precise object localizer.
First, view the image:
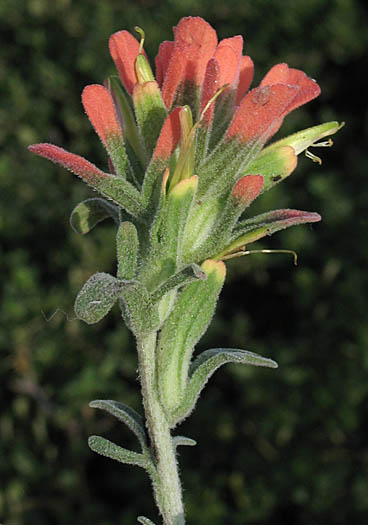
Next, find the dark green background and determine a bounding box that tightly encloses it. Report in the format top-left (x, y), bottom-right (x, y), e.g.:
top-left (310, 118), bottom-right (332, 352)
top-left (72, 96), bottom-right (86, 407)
top-left (1, 0), bottom-right (367, 523)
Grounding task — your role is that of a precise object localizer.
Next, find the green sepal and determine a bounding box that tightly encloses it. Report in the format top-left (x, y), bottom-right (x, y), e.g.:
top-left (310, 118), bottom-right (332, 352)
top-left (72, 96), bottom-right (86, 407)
top-left (89, 399), bottom-right (148, 451)
top-left (88, 435), bottom-right (150, 470)
top-left (96, 175), bottom-right (144, 218)
top-left (171, 348), bottom-right (278, 425)
top-left (262, 121), bottom-right (344, 156)
top-left (137, 517), bottom-right (157, 525)
top-left (172, 435), bottom-right (197, 449)
top-left (74, 272), bottom-right (122, 324)
top-left (69, 198), bottom-right (119, 235)
top-left (151, 263), bottom-right (206, 304)
top-left (120, 281), bottom-right (158, 336)
top-left (117, 222), bottom-right (138, 280)
top-left (133, 81), bottom-right (167, 162)
top-left (159, 176), bottom-right (198, 263)
top-left (108, 76), bottom-right (146, 169)
top-left (244, 146), bottom-right (297, 193)
top-left (157, 260), bottom-right (226, 417)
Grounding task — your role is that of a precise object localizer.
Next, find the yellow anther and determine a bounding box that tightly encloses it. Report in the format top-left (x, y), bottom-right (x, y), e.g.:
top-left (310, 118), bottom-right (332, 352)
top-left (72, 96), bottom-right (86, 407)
top-left (221, 248), bottom-right (298, 265)
top-left (135, 26), bottom-right (145, 54)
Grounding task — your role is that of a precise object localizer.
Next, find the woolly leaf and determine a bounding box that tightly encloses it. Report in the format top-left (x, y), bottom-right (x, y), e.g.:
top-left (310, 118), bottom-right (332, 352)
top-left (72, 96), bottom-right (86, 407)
top-left (70, 198), bottom-right (119, 235)
top-left (120, 281), bottom-right (158, 336)
top-left (137, 517), bottom-right (157, 525)
top-left (74, 273), bottom-right (122, 324)
top-left (172, 435), bottom-right (197, 449)
top-left (117, 222), bottom-right (138, 280)
top-left (88, 435), bottom-right (149, 469)
top-left (157, 260), bottom-right (226, 417)
top-left (172, 348), bottom-right (278, 425)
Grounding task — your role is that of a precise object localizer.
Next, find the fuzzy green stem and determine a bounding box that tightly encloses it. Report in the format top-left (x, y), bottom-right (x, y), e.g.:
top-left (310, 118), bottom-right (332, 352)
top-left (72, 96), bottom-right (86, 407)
top-left (137, 331), bottom-right (185, 525)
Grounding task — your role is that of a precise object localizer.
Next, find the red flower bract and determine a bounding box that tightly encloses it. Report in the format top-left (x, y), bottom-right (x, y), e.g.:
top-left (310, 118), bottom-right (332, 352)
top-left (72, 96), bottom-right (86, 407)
top-left (28, 15), bottom-right (337, 261)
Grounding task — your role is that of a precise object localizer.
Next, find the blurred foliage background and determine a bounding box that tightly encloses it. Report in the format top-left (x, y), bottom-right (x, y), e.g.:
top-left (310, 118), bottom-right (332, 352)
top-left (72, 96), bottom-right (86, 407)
top-left (1, 0), bottom-right (368, 524)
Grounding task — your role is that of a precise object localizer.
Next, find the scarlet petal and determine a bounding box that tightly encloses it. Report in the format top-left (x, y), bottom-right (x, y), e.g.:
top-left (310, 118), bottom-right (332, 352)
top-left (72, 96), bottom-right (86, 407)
top-left (28, 143), bottom-right (107, 183)
top-left (161, 16), bottom-right (218, 109)
top-left (82, 84), bottom-right (122, 145)
top-left (232, 174), bottom-right (264, 207)
top-left (155, 40), bottom-right (174, 87)
top-left (152, 107), bottom-right (182, 161)
top-left (109, 30), bottom-right (141, 94)
top-left (235, 56), bottom-right (254, 105)
top-left (227, 84), bottom-right (299, 143)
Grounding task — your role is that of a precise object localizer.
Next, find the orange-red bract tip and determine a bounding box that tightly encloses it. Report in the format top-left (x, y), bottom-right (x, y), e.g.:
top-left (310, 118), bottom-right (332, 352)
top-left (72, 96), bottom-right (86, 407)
top-left (227, 84), bottom-right (299, 144)
top-left (232, 175), bottom-right (264, 207)
top-left (161, 17), bottom-right (218, 109)
top-left (236, 56), bottom-right (254, 105)
top-left (82, 84), bottom-right (122, 146)
top-left (109, 30), bottom-right (142, 95)
top-left (215, 36), bottom-right (243, 89)
top-left (28, 143), bottom-right (107, 183)
top-left (261, 63), bottom-right (321, 117)
top-left (152, 107), bottom-right (182, 160)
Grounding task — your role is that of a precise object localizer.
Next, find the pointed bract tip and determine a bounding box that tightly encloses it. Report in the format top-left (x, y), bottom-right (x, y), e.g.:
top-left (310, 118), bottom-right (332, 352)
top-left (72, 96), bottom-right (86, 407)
top-left (201, 259), bottom-right (226, 280)
top-left (28, 143), bottom-right (107, 183)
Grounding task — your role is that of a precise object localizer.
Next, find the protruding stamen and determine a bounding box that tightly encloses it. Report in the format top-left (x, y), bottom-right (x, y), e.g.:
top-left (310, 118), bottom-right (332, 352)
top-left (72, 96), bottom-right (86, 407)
top-left (313, 138), bottom-right (334, 148)
top-left (222, 248), bottom-right (298, 265)
top-left (135, 26), bottom-right (145, 54)
top-left (305, 149), bottom-right (322, 165)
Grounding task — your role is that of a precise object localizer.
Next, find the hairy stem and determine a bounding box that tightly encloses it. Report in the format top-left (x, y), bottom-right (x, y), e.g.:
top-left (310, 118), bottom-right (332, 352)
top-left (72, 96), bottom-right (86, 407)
top-left (137, 331), bottom-right (185, 525)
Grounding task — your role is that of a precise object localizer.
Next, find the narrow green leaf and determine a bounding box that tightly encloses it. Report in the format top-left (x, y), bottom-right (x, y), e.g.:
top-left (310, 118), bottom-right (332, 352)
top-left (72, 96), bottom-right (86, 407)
top-left (151, 263), bottom-right (206, 304)
top-left (172, 435), bottom-right (197, 448)
top-left (88, 435), bottom-right (149, 469)
top-left (117, 222), bottom-right (139, 280)
top-left (172, 348), bottom-right (278, 425)
top-left (74, 273), bottom-right (121, 324)
top-left (70, 198), bottom-right (119, 235)
top-left (89, 400), bottom-right (148, 451)
top-left (137, 517), bottom-right (157, 525)
top-left (157, 260), bottom-right (226, 416)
